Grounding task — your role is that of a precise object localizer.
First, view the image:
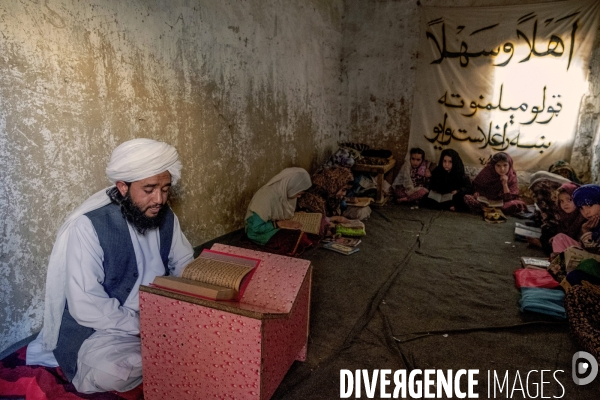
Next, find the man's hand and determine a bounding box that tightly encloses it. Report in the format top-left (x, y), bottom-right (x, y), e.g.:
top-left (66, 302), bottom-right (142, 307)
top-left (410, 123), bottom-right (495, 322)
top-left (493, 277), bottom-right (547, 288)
top-left (277, 220), bottom-right (302, 230)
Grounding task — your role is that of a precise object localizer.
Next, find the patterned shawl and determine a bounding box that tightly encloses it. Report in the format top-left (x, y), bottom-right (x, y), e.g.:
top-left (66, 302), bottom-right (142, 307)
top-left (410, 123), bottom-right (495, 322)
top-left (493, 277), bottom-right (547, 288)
top-left (298, 167), bottom-right (354, 216)
top-left (549, 160), bottom-right (580, 184)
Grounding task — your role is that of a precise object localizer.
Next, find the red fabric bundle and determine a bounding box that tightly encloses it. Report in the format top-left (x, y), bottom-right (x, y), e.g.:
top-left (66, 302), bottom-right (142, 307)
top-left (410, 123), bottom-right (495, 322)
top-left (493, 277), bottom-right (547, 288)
top-left (514, 268), bottom-right (560, 289)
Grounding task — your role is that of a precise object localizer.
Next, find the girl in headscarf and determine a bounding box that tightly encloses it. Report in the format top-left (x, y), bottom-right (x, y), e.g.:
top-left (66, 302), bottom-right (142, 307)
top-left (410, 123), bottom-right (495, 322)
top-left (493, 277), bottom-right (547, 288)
top-left (540, 183), bottom-right (586, 254)
top-left (464, 152), bottom-right (527, 216)
top-left (391, 147), bottom-right (432, 204)
top-left (298, 167), bottom-right (354, 217)
top-left (245, 167), bottom-right (315, 255)
top-left (547, 185), bottom-right (600, 283)
top-left (549, 160), bottom-right (581, 184)
top-left (572, 185), bottom-right (600, 254)
top-left (423, 149), bottom-right (472, 211)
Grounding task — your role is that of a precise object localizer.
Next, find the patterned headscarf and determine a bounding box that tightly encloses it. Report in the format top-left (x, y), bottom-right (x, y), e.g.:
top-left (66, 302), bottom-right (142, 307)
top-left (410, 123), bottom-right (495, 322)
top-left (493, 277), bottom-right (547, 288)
top-left (549, 160), bottom-right (580, 184)
top-left (298, 167), bottom-right (354, 216)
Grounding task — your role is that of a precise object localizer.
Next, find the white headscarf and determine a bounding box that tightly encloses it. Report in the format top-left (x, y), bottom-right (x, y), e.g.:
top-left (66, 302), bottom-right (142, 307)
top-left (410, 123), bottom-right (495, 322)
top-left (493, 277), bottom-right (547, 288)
top-left (245, 167), bottom-right (311, 222)
top-left (41, 138), bottom-right (182, 351)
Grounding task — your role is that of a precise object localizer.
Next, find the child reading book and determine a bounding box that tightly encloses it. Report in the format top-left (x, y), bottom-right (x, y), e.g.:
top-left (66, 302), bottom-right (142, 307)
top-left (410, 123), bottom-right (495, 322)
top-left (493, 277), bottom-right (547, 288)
top-left (391, 147), bottom-right (433, 205)
top-left (423, 149), bottom-right (472, 211)
top-left (297, 166), bottom-right (354, 217)
top-left (464, 152), bottom-right (527, 216)
top-left (244, 167), bottom-right (316, 256)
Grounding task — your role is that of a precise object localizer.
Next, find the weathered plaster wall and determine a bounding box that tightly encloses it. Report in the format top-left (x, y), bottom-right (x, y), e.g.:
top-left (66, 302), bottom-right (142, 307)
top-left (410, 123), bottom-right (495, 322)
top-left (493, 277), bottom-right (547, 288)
top-left (0, 0), bottom-right (343, 351)
top-left (576, 26), bottom-right (600, 184)
top-left (341, 0), bottom-right (600, 182)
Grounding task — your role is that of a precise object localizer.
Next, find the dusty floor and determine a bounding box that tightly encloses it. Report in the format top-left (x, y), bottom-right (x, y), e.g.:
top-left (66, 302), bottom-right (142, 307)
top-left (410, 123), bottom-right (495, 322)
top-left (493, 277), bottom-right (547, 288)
top-left (3, 204), bottom-right (597, 399)
top-left (200, 204), bottom-right (598, 399)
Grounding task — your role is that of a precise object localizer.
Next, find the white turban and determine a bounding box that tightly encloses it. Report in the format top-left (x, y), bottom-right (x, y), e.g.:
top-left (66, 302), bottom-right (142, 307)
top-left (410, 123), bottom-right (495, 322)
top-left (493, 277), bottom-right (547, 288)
top-left (41, 138), bottom-right (182, 351)
top-left (106, 138), bottom-right (182, 185)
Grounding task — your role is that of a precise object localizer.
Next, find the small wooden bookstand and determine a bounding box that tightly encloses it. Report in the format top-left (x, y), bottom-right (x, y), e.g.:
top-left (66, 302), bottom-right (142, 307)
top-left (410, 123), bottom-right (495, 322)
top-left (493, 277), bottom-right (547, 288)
top-left (352, 157), bottom-right (396, 205)
top-left (139, 244), bottom-right (311, 400)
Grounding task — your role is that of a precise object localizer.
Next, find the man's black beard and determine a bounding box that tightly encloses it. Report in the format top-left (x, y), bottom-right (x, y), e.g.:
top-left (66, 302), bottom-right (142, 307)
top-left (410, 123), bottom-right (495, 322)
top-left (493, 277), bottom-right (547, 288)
top-left (107, 187), bottom-right (168, 235)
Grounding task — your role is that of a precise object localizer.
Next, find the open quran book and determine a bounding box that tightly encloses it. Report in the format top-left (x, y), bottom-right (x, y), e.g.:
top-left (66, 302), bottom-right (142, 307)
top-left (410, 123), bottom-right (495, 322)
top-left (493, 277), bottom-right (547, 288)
top-left (428, 191), bottom-right (453, 203)
top-left (281, 212), bottom-right (322, 235)
top-left (151, 250), bottom-right (260, 301)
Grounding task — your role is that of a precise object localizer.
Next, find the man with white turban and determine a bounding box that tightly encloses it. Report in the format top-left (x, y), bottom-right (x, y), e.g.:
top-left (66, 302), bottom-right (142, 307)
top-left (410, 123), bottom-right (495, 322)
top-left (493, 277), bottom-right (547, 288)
top-left (26, 138), bottom-right (194, 393)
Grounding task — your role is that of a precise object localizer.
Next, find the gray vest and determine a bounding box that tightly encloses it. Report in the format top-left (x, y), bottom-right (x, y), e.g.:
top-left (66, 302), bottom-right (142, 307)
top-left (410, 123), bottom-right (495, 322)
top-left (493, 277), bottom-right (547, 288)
top-left (53, 202), bottom-right (174, 381)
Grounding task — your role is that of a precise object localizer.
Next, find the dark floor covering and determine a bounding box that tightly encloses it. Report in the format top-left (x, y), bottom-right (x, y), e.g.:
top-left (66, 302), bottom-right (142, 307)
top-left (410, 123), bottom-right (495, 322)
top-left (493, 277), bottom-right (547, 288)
top-left (198, 205), bottom-right (599, 399)
top-left (3, 205), bottom-right (598, 399)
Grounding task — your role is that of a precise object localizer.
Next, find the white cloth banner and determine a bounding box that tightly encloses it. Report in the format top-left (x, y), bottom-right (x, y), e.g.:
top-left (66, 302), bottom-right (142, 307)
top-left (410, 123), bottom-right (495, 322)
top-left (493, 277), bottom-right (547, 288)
top-left (409, 0), bottom-right (600, 170)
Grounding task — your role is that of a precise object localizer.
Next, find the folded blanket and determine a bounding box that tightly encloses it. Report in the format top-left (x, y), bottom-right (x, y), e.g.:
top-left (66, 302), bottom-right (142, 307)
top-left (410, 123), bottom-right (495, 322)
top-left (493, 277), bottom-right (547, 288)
top-left (519, 287), bottom-right (566, 319)
top-left (514, 268), bottom-right (560, 289)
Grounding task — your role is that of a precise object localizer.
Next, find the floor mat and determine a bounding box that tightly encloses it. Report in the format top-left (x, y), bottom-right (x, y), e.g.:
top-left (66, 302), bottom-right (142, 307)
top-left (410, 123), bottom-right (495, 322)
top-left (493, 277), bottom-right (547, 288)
top-left (0, 346), bottom-right (142, 400)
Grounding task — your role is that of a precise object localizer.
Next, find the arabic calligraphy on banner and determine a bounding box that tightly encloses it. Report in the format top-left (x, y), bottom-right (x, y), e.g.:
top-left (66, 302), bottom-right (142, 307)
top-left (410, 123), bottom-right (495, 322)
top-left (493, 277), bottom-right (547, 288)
top-left (409, 0), bottom-right (600, 170)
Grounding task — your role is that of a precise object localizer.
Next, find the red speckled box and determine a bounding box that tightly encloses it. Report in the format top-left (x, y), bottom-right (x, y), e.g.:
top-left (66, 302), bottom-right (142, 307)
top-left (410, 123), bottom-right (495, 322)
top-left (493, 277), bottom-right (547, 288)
top-left (139, 244), bottom-right (312, 400)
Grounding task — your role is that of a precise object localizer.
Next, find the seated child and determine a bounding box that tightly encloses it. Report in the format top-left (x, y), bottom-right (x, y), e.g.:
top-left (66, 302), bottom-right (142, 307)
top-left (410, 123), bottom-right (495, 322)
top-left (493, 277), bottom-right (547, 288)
top-left (297, 166), bottom-right (356, 233)
top-left (571, 184), bottom-right (600, 254)
top-left (391, 147), bottom-right (433, 204)
top-left (298, 166), bottom-right (353, 217)
top-left (548, 160), bottom-right (581, 183)
top-left (538, 183), bottom-right (586, 254)
top-left (423, 149), bottom-right (472, 211)
top-left (244, 167), bottom-right (316, 256)
top-left (464, 152), bottom-right (527, 216)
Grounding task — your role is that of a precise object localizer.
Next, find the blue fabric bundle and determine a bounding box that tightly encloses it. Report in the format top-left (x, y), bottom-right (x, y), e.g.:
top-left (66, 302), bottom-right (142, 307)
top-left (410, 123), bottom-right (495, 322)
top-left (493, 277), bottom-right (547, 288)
top-left (519, 287), bottom-right (566, 319)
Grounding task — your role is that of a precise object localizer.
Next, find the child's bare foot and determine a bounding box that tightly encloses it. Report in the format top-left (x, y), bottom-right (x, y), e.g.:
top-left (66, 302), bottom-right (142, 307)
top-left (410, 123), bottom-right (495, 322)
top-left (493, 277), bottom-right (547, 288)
top-left (449, 206), bottom-right (456, 211)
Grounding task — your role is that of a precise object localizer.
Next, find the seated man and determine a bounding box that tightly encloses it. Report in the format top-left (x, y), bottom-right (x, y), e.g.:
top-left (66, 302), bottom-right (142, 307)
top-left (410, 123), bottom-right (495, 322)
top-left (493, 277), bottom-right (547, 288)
top-left (26, 138), bottom-right (194, 393)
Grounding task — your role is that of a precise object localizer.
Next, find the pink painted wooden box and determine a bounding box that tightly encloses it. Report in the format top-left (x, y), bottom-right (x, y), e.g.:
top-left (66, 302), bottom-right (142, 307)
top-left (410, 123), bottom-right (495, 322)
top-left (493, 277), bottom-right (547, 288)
top-left (139, 244), bottom-right (312, 400)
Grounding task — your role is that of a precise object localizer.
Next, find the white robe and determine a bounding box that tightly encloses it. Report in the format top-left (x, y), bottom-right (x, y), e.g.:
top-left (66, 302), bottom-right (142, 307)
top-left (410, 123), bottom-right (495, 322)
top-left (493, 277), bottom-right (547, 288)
top-left (27, 213), bottom-right (193, 392)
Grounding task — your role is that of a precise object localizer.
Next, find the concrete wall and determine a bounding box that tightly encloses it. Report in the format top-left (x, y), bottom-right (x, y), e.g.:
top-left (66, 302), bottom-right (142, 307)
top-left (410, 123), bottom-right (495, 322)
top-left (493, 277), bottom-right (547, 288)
top-left (2, 0), bottom-right (598, 353)
top-left (0, 0), bottom-right (343, 351)
top-left (341, 0), bottom-right (600, 183)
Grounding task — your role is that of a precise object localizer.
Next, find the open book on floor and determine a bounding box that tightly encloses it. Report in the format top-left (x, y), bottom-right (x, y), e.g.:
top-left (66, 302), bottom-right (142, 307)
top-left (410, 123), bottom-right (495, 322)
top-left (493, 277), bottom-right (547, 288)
top-left (151, 249), bottom-right (261, 301)
top-left (279, 212), bottom-right (322, 235)
top-left (322, 242), bottom-right (360, 255)
top-left (521, 256), bottom-right (550, 269)
top-left (477, 196), bottom-right (504, 208)
top-left (428, 191), bottom-right (453, 203)
top-left (322, 237), bottom-right (361, 247)
top-left (514, 222), bottom-right (542, 241)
